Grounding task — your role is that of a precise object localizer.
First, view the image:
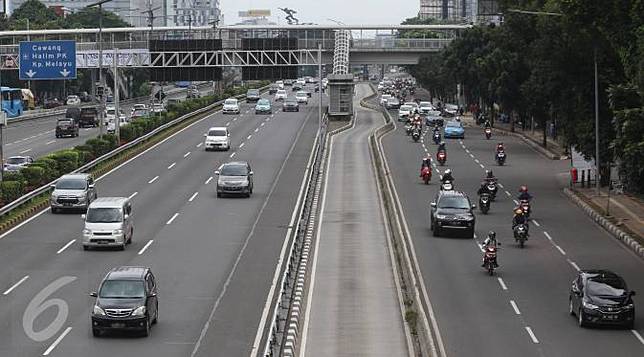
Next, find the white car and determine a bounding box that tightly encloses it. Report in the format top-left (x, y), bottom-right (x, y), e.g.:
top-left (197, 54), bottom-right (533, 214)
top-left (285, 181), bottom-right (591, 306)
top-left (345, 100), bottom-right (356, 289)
top-left (296, 78), bottom-right (306, 86)
top-left (204, 127), bottom-right (231, 151)
top-left (295, 91), bottom-right (309, 104)
top-left (66, 95), bottom-right (81, 106)
top-left (404, 102), bottom-right (419, 114)
top-left (275, 90), bottom-right (288, 101)
top-left (398, 105), bottom-right (413, 120)
top-left (4, 156), bottom-right (34, 172)
top-left (419, 101), bottom-right (434, 114)
top-left (222, 98), bottom-right (240, 114)
top-left (131, 103), bottom-right (147, 114)
top-left (151, 103), bottom-right (166, 113)
top-left (275, 80), bottom-right (285, 89)
top-left (380, 94), bottom-right (392, 106)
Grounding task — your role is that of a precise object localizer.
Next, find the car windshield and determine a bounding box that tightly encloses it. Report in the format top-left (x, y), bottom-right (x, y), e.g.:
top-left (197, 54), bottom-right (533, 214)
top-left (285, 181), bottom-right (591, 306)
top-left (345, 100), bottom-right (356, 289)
top-left (400, 106), bottom-right (412, 111)
top-left (438, 196), bottom-right (470, 209)
top-left (106, 109), bottom-right (116, 115)
top-left (86, 207), bottom-right (123, 223)
top-left (208, 129), bottom-right (227, 137)
top-left (220, 165), bottom-right (248, 176)
top-left (258, 99), bottom-right (270, 105)
top-left (587, 277), bottom-right (626, 297)
top-left (248, 90), bottom-right (259, 95)
top-left (58, 120), bottom-right (72, 125)
top-left (134, 104), bottom-right (146, 109)
top-left (296, 92), bottom-right (306, 97)
top-left (277, 90), bottom-right (286, 95)
top-left (55, 178), bottom-right (86, 190)
top-left (6, 157), bottom-right (27, 165)
top-left (447, 121), bottom-right (461, 127)
top-left (99, 280), bottom-right (145, 299)
top-left (420, 102), bottom-right (431, 107)
top-left (224, 99), bottom-right (237, 105)
top-left (132, 110), bottom-right (148, 117)
top-left (285, 100), bottom-right (297, 105)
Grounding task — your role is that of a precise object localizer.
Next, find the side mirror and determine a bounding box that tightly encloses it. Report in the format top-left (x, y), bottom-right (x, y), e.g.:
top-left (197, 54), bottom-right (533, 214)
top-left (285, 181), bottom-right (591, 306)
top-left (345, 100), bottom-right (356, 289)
top-left (124, 214), bottom-right (129, 220)
top-left (81, 214), bottom-right (86, 219)
top-left (214, 171), bottom-right (220, 176)
top-left (203, 133), bottom-right (207, 137)
top-left (631, 290), bottom-right (636, 296)
top-left (471, 204), bottom-right (477, 209)
top-left (89, 292), bottom-right (97, 297)
top-left (249, 171), bottom-right (254, 176)
top-left (430, 202), bottom-right (436, 207)
top-left (88, 184), bottom-right (95, 189)
top-left (50, 184), bottom-right (56, 189)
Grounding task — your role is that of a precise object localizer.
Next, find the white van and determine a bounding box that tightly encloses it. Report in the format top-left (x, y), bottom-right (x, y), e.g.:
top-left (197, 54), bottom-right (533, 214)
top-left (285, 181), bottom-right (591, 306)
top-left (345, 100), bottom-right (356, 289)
top-left (82, 197), bottom-right (134, 250)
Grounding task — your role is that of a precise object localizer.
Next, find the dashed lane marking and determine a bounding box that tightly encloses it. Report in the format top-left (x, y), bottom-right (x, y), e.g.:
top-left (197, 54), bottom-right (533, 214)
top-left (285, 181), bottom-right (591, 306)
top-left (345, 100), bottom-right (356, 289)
top-left (168, 163), bottom-right (176, 169)
top-left (138, 240), bottom-right (154, 255)
top-left (497, 277), bottom-right (508, 291)
top-left (239, 143), bottom-right (245, 148)
top-left (166, 213), bottom-right (179, 225)
top-left (19, 149), bottom-right (32, 154)
top-left (510, 300), bottom-right (521, 315)
top-left (631, 330), bottom-right (644, 345)
top-left (568, 260), bottom-right (580, 271)
top-left (2, 275), bottom-right (29, 295)
top-left (525, 327), bottom-right (539, 344)
top-left (184, 151), bottom-right (191, 158)
top-left (532, 220), bottom-right (541, 227)
top-left (247, 135), bottom-right (252, 140)
top-left (148, 176), bottom-right (159, 184)
top-left (205, 177), bottom-right (213, 185)
top-left (45, 140), bottom-right (56, 145)
top-left (196, 143), bottom-right (203, 148)
top-left (543, 231), bottom-right (554, 241)
top-left (129, 192), bottom-right (138, 199)
top-left (188, 192), bottom-right (199, 202)
top-left (230, 152), bottom-right (236, 158)
top-left (42, 327), bottom-right (72, 356)
top-left (56, 239), bottom-right (76, 254)
top-left (505, 191), bottom-right (512, 197)
top-left (555, 245), bottom-right (567, 256)
top-left (479, 163), bottom-right (485, 169)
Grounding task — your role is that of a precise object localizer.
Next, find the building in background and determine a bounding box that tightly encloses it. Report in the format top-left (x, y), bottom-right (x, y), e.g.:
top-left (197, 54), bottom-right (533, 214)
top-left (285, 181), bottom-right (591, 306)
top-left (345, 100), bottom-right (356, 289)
top-left (419, 0), bottom-right (497, 24)
top-left (235, 9), bottom-right (274, 26)
top-left (165, 0), bottom-right (220, 27)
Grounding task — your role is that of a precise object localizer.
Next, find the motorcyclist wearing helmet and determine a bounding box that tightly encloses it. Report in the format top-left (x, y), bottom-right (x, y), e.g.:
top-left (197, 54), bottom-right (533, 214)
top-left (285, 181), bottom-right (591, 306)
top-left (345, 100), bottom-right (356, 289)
top-left (420, 157), bottom-right (432, 178)
top-left (437, 141), bottom-right (447, 153)
top-left (482, 231), bottom-right (499, 267)
top-left (478, 181), bottom-right (493, 196)
top-left (512, 208), bottom-right (529, 232)
top-left (441, 169), bottom-right (454, 183)
top-left (518, 185), bottom-right (533, 201)
top-left (484, 119), bottom-right (492, 128)
top-left (483, 170), bottom-right (497, 183)
top-left (496, 142), bottom-right (505, 153)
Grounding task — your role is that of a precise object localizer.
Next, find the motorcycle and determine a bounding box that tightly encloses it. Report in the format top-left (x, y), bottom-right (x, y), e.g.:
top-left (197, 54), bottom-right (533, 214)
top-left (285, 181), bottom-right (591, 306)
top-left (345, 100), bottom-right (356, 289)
top-left (483, 245), bottom-right (499, 276)
top-left (433, 132), bottom-right (441, 145)
top-left (486, 181), bottom-right (498, 201)
top-left (437, 151), bottom-right (447, 166)
top-left (479, 193), bottom-right (491, 214)
top-left (440, 179), bottom-right (454, 191)
top-left (514, 223), bottom-right (529, 248)
top-left (405, 124), bottom-right (413, 136)
top-left (412, 130), bottom-right (421, 142)
top-left (496, 151), bottom-right (506, 166)
top-left (421, 167), bottom-right (432, 185)
top-left (485, 128), bottom-right (492, 139)
top-left (520, 199), bottom-right (531, 218)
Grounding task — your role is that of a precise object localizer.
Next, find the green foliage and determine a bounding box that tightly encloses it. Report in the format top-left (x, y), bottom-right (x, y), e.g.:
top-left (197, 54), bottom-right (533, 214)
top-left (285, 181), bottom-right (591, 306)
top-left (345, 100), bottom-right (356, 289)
top-left (20, 166), bottom-right (45, 188)
top-left (64, 8), bottom-right (130, 29)
top-left (31, 158), bottom-right (59, 183)
top-left (10, 0), bottom-right (58, 29)
top-left (48, 150), bottom-right (80, 174)
top-left (0, 181), bottom-right (24, 203)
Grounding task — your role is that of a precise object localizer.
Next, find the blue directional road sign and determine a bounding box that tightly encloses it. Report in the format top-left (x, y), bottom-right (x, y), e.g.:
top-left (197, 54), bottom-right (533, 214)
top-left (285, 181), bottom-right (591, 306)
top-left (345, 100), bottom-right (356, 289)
top-left (19, 40), bottom-right (76, 80)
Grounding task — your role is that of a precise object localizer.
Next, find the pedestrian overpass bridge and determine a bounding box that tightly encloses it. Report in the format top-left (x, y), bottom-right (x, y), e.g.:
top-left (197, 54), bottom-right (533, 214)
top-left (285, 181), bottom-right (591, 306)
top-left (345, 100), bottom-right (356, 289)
top-left (0, 24), bottom-right (470, 69)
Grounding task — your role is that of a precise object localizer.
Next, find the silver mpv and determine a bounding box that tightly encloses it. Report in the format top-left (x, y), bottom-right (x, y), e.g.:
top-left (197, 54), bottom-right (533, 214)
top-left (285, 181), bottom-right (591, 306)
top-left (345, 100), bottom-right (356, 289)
top-left (82, 197), bottom-right (134, 250)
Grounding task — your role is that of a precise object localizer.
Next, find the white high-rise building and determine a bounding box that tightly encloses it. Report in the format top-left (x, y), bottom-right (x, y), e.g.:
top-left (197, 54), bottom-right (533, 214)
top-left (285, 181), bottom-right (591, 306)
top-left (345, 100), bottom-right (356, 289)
top-left (166, 0), bottom-right (220, 27)
top-left (419, 0), bottom-right (481, 23)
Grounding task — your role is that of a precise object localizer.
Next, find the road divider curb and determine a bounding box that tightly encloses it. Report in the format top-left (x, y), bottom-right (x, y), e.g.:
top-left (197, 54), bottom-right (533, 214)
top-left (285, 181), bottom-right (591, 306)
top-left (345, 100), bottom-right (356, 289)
top-left (362, 84), bottom-right (443, 357)
top-left (563, 187), bottom-right (644, 259)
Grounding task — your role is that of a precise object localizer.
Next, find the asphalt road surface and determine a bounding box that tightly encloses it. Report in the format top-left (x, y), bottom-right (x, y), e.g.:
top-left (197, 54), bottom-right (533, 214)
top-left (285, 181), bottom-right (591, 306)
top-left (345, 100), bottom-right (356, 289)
top-left (382, 111), bottom-right (644, 357)
top-left (302, 84), bottom-right (408, 356)
top-left (3, 85), bottom-right (212, 160)
top-left (0, 87), bottom-right (322, 356)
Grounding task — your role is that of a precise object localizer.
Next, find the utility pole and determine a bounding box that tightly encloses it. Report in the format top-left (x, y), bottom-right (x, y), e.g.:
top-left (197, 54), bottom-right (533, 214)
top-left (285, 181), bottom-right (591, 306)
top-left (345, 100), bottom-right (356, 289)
top-left (88, 0), bottom-right (114, 137)
top-left (318, 43), bottom-right (323, 141)
top-left (113, 48), bottom-right (120, 143)
top-left (594, 46), bottom-right (600, 196)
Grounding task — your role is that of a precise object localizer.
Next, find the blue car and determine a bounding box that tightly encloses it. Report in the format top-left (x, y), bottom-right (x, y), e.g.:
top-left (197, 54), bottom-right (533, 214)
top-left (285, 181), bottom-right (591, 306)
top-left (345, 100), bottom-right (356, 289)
top-left (444, 120), bottom-right (465, 139)
top-left (255, 99), bottom-right (272, 114)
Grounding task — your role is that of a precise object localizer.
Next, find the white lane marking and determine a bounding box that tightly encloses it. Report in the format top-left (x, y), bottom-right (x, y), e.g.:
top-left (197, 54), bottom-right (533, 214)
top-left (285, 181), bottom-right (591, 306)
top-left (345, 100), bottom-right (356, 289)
top-left (532, 219), bottom-right (541, 227)
top-left (3, 275), bottom-right (29, 295)
top-left (129, 192), bottom-right (138, 199)
top-left (19, 149), bottom-right (32, 154)
top-left (254, 128), bottom-right (259, 133)
top-left (510, 300), bottom-right (521, 315)
top-left (168, 162), bottom-right (176, 170)
top-left (525, 327), bottom-right (539, 344)
top-left (226, 122), bottom-right (230, 126)
top-left (184, 151), bottom-right (191, 158)
top-left (469, 153), bottom-right (474, 158)
top-left (568, 260), bottom-right (580, 271)
top-left (45, 140), bottom-right (56, 145)
top-left (505, 191), bottom-right (512, 197)
top-left (247, 135), bottom-right (252, 140)
top-left (465, 149), bottom-right (470, 153)
top-left (138, 240), bottom-right (154, 255)
top-left (479, 163), bottom-right (485, 169)
top-left (42, 326), bottom-right (72, 356)
top-left (188, 192), bottom-right (199, 202)
top-left (166, 213), bottom-right (179, 225)
top-left (56, 239), bottom-right (76, 254)
top-left (205, 176), bottom-right (213, 185)
top-left (543, 231), bottom-right (554, 241)
top-left (555, 245), bottom-right (567, 256)
top-left (513, 199), bottom-right (519, 205)
top-left (497, 277), bottom-right (508, 291)
top-left (498, 183), bottom-right (504, 188)
top-left (239, 142), bottom-right (245, 148)
top-left (474, 158), bottom-right (480, 163)
top-left (632, 330), bottom-right (644, 345)
top-left (261, 122), bottom-right (265, 127)
top-left (230, 152), bottom-right (236, 158)
top-left (196, 143), bottom-right (203, 148)
top-left (233, 118), bottom-right (238, 121)
top-left (148, 176), bottom-right (159, 184)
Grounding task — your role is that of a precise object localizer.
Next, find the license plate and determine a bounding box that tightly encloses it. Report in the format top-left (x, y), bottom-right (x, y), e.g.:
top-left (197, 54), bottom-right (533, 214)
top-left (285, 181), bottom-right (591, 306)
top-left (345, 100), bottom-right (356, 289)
top-left (111, 323), bottom-right (125, 328)
top-left (63, 203), bottom-right (72, 206)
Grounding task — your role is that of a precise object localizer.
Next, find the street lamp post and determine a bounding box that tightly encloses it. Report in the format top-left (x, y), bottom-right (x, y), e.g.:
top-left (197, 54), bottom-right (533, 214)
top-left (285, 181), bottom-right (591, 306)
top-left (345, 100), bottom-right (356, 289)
top-left (508, 9), bottom-right (601, 195)
top-left (88, 0), bottom-right (114, 137)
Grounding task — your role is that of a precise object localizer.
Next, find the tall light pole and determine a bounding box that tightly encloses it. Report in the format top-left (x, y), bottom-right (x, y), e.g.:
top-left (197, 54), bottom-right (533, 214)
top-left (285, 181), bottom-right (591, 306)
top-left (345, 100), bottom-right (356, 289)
top-left (88, 0), bottom-right (113, 136)
top-left (508, 9), bottom-right (601, 195)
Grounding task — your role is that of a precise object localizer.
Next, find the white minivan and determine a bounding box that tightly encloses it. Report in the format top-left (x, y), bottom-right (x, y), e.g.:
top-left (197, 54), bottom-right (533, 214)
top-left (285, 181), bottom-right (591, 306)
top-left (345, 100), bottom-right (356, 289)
top-left (204, 127), bottom-right (231, 151)
top-left (82, 197), bottom-right (134, 251)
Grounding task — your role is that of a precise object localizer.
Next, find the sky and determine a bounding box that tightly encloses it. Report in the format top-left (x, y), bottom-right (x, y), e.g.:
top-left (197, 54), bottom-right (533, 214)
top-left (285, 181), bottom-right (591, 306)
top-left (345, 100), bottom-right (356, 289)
top-left (220, 0), bottom-right (420, 25)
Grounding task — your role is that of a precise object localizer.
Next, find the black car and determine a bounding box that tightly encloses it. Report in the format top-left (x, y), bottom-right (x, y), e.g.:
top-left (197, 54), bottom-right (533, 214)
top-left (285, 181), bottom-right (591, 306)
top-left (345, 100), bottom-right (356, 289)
top-left (430, 191), bottom-right (476, 238)
top-left (246, 89), bottom-right (261, 102)
top-left (90, 266), bottom-right (159, 337)
top-left (570, 270), bottom-right (636, 328)
top-left (283, 99), bottom-right (299, 112)
top-left (56, 118), bottom-right (79, 138)
top-left (79, 107), bottom-right (98, 127)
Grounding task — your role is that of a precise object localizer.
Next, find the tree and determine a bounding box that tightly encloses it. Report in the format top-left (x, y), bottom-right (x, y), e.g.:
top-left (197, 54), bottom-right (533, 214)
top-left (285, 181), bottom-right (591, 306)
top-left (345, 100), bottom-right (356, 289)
top-left (65, 8), bottom-right (130, 29)
top-left (10, 0), bottom-right (60, 29)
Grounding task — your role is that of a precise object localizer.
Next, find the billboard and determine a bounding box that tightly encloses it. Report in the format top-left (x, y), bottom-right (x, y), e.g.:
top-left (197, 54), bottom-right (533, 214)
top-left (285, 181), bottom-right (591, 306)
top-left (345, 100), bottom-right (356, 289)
top-left (238, 9), bottom-right (271, 17)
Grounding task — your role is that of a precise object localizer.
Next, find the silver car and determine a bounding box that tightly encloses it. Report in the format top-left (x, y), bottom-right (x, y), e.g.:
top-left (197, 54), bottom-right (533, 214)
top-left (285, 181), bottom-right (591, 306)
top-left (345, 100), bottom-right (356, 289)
top-left (215, 162), bottom-right (254, 198)
top-left (4, 156), bottom-right (33, 172)
top-left (50, 174), bottom-right (97, 213)
top-left (82, 197), bottom-right (134, 250)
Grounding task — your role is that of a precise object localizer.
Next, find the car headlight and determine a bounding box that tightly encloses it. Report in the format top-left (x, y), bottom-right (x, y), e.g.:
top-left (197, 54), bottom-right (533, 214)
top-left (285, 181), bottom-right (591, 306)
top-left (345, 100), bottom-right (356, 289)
top-left (131, 306), bottom-right (146, 316)
top-left (83, 228), bottom-right (92, 235)
top-left (93, 305), bottom-right (106, 316)
top-left (113, 229), bottom-right (123, 235)
top-left (625, 303), bottom-right (634, 310)
top-left (582, 301), bottom-right (599, 310)
top-left (435, 214), bottom-right (447, 220)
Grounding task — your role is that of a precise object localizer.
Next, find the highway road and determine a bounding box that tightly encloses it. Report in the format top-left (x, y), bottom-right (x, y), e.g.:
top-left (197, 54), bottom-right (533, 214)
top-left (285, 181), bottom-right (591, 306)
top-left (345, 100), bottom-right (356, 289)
top-left (0, 86), bottom-right (322, 356)
top-left (381, 108), bottom-right (644, 356)
top-left (302, 84), bottom-right (408, 356)
top-left (2, 85), bottom-right (213, 161)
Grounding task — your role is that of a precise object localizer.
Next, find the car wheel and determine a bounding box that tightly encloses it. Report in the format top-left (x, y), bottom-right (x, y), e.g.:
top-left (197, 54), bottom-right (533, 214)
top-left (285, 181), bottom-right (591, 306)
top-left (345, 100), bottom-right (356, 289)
top-left (217, 192), bottom-right (221, 198)
top-left (51, 207), bottom-right (58, 214)
top-left (569, 298), bottom-right (575, 316)
top-left (119, 243), bottom-right (125, 251)
top-left (92, 328), bottom-right (101, 337)
top-left (433, 225), bottom-right (440, 237)
top-left (83, 245), bottom-right (89, 251)
top-left (128, 228), bottom-right (133, 244)
top-left (468, 228), bottom-right (475, 239)
top-left (141, 317), bottom-right (150, 337)
top-left (152, 303), bottom-right (158, 324)
top-left (578, 308), bottom-right (587, 328)
top-left (624, 319), bottom-right (634, 330)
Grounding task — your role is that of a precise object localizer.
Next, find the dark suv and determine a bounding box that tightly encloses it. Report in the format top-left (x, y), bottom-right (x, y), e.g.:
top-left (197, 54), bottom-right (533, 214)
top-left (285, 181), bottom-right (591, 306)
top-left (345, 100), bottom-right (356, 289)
top-left (570, 270), bottom-right (636, 328)
top-left (246, 89), bottom-right (261, 102)
top-left (55, 118), bottom-right (79, 138)
top-left (79, 107), bottom-right (98, 127)
top-left (430, 190), bottom-right (476, 238)
top-left (90, 266), bottom-right (159, 337)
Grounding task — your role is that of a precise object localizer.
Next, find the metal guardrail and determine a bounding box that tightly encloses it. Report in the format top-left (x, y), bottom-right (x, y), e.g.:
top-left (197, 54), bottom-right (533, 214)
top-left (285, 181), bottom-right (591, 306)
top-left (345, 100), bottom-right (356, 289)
top-left (0, 85), bottom-right (267, 218)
